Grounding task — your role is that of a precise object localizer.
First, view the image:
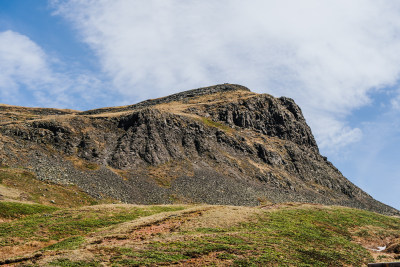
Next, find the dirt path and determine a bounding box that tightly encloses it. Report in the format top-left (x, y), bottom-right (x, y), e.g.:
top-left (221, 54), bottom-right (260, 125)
top-left (30, 205), bottom-right (262, 266)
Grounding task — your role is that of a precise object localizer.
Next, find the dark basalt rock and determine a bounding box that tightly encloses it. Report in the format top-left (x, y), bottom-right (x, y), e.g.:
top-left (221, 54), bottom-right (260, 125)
top-left (0, 84), bottom-right (398, 215)
top-left (211, 95), bottom-right (318, 149)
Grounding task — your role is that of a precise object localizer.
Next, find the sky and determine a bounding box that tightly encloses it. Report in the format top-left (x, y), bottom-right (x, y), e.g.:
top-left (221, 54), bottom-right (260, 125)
top-left (0, 0), bottom-right (400, 210)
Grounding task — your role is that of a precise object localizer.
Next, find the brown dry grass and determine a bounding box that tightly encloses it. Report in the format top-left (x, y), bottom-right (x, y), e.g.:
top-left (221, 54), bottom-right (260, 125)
top-left (36, 250), bottom-right (97, 267)
top-left (89, 90), bottom-right (258, 121)
top-left (350, 225), bottom-right (400, 262)
top-left (0, 167), bottom-right (97, 207)
top-left (87, 205), bottom-right (210, 239)
top-left (153, 90), bottom-right (257, 116)
top-left (107, 167), bottom-right (130, 181)
top-left (179, 205), bottom-right (262, 231)
top-left (0, 240), bottom-right (56, 261)
top-left (175, 251), bottom-right (232, 266)
top-left (0, 103), bottom-right (79, 113)
top-left (0, 184), bottom-right (25, 202)
top-left (66, 156), bottom-right (99, 171)
top-left (147, 160), bottom-right (194, 187)
top-left (0, 104), bottom-right (79, 128)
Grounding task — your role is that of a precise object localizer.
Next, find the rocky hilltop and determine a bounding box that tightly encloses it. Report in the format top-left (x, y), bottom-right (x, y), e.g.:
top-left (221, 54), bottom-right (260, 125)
top-left (0, 84), bottom-right (397, 215)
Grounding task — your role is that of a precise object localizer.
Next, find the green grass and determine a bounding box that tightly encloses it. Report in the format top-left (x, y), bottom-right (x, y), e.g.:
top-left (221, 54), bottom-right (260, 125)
top-left (112, 250), bottom-right (189, 266)
top-left (0, 202), bottom-right (58, 218)
top-left (195, 227), bottom-right (227, 233)
top-left (49, 258), bottom-right (99, 267)
top-left (2, 204), bottom-right (400, 266)
top-left (0, 205), bottom-right (185, 246)
top-left (42, 236), bottom-right (85, 251)
top-left (132, 206), bottom-right (400, 266)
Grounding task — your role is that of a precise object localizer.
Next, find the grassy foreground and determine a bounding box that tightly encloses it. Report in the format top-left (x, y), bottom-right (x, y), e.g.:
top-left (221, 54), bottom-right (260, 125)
top-left (0, 202), bottom-right (399, 266)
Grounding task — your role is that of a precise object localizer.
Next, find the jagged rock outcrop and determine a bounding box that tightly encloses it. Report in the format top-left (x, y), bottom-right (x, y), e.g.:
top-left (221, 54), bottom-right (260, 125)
top-left (0, 84), bottom-right (398, 215)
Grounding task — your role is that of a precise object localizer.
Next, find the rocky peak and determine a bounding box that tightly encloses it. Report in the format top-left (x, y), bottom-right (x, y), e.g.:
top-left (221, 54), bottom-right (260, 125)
top-left (0, 84), bottom-right (398, 215)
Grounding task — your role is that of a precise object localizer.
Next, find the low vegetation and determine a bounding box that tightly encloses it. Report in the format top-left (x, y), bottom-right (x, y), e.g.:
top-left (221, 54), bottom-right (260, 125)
top-left (0, 201), bottom-right (58, 219)
top-left (66, 156), bottom-right (100, 171)
top-left (0, 205), bottom-right (184, 248)
top-left (101, 205), bottom-right (400, 266)
top-left (42, 236), bottom-right (85, 251)
top-left (0, 203), bottom-right (399, 266)
top-left (0, 167), bottom-right (100, 207)
top-left (201, 117), bottom-right (233, 133)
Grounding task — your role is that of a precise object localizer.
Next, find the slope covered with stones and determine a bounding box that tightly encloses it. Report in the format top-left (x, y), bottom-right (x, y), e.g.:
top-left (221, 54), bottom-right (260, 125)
top-left (0, 84), bottom-right (397, 215)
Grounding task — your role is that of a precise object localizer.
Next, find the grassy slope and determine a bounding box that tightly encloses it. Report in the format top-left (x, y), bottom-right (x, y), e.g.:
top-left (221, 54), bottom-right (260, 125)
top-left (0, 203), bottom-right (399, 266)
top-left (0, 203), bottom-right (186, 264)
top-left (0, 166), bottom-right (102, 207)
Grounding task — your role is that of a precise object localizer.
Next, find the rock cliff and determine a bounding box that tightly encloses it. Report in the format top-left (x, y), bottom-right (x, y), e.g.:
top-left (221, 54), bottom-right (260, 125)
top-left (0, 84), bottom-right (397, 215)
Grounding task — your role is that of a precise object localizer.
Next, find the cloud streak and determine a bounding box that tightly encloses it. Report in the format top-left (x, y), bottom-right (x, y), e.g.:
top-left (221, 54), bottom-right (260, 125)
top-left (0, 30), bottom-right (54, 103)
top-left (0, 30), bottom-right (106, 109)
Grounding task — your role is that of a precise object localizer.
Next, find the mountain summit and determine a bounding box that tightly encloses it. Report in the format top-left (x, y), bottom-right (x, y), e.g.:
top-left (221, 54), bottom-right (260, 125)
top-left (0, 84), bottom-right (397, 215)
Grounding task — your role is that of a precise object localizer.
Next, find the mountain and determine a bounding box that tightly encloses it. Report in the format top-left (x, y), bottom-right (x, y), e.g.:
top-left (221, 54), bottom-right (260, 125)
top-left (0, 84), bottom-right (397, 215)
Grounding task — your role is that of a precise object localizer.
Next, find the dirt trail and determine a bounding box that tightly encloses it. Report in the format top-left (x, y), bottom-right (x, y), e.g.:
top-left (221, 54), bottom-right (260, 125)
top-left (86, 205), bottom-right (214, 245)
top-left (31, 205), bottom-right (262, 266)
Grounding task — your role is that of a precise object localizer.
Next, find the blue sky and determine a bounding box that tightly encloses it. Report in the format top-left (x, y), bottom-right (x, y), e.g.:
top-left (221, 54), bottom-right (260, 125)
top-left (1, 0), bottom-right (400, 210)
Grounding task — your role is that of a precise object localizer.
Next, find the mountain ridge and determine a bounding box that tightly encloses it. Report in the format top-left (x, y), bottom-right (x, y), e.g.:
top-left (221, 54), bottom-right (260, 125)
top-left (0, 84), bottom-right (398, 215)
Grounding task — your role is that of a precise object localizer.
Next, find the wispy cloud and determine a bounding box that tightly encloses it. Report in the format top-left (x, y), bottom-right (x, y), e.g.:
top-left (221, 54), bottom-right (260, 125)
top-left (391, 89), bottom-right (400, 110)
top-left (0, 30), bottom-right (53, 103)
top-left (0, 30), bottom-right (106, 109)
top-left (51, 0), bottom-right (400, 151)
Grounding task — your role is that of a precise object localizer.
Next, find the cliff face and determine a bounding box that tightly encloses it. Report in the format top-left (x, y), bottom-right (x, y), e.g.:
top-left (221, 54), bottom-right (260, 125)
top-left (0, 84), bottom-right (397, 215)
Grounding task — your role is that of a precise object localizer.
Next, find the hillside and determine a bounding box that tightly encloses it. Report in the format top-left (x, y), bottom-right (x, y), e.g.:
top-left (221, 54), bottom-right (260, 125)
top-left (0, 202), bottom-right (399, 266)
top-left (0, 84), bottom-right (398, 215)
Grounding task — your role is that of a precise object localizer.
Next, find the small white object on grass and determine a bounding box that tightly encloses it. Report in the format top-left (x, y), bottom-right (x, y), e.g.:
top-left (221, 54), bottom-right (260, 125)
top-left (369, 246), bottom-right (386, 252)
top-left (376, 246), bottom-right (386, 252)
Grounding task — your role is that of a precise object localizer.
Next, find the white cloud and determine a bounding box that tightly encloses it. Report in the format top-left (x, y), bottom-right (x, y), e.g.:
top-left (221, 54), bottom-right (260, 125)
top-left (0, 30), bottom-right (53, 102)
top-left (52, 0), bottom-right (400, 150)
top-left (0, 30), bottom-right (105, 109)
top-left (313, 113), bottom-right (363, 151)
top-left (391, 89), bottom-right (400, 110)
